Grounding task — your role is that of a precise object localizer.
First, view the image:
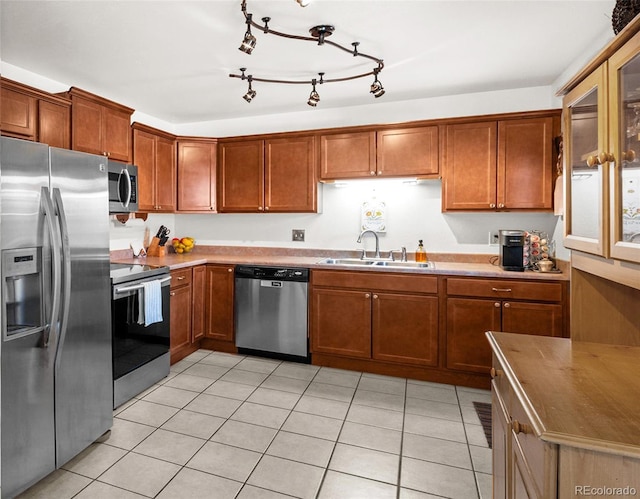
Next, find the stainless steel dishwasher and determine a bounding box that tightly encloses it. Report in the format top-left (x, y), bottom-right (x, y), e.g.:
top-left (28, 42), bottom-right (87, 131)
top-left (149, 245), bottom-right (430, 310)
top-left (235, 266), bottom-right (309, 360)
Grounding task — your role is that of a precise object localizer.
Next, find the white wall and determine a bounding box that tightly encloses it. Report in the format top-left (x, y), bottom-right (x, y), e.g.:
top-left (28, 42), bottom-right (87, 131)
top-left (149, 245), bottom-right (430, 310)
top-left (111, 179), bottom-right (566, 260)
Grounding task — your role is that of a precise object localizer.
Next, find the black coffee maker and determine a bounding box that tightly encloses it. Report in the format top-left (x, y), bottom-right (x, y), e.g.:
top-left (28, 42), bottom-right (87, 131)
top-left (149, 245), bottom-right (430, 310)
top-left (499, 230), bottom-right (525, 272)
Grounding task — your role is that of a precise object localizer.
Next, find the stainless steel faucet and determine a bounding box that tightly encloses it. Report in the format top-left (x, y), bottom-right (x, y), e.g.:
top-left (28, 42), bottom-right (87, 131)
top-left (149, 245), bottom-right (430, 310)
top-left (357, 230), bottom-right (380, 259)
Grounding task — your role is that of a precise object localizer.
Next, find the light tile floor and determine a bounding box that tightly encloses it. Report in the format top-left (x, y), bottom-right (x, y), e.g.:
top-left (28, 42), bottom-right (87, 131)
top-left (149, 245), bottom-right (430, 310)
top-left (18, 350), bottom-right (492, 499)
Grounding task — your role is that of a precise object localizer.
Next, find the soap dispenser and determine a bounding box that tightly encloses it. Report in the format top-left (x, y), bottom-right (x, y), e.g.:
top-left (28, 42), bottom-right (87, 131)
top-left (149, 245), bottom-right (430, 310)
top-left (415, 239), bottom-right (427, 262)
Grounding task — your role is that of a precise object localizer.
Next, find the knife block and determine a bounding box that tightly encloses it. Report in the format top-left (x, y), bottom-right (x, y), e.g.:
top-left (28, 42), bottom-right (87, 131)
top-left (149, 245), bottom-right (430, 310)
top-left (146, 237), bottom-right (163, 257)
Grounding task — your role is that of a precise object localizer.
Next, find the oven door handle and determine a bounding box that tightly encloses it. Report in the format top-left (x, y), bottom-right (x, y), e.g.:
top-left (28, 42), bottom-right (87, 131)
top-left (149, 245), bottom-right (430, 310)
top-left (113, 275), bottom-right (172, 295)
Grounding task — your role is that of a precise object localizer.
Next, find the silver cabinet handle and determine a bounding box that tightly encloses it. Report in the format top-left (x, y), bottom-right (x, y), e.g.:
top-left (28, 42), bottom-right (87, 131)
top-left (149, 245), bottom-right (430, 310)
top-left (492, 287), bottom-right (512, 293)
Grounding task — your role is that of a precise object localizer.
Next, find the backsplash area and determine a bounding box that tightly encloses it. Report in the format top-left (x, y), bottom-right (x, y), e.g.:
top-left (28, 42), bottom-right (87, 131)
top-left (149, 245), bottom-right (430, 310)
top-left (110, 179), bottom-right (567, 260)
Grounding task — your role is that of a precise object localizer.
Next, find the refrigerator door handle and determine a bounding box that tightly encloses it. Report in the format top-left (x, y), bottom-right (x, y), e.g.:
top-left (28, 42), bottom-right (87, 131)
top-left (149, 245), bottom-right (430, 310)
top-left (52, 188), bottom-right (72, 369)
top-left (119, 168), bottom-right (132, 208)
top-left (41, 186), bottom-right (62, 347)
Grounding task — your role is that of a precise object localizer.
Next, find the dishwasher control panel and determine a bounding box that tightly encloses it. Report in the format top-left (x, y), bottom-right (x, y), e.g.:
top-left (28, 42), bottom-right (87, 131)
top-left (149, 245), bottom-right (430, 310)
top-left (235, 265), bottom-right (309, 282)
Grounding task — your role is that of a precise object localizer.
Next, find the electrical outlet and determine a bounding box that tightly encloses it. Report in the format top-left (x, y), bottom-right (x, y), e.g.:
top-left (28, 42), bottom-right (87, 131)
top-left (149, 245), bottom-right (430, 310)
top-left (489, 232), bottom-right (499, 246)
top-left (292, 229), bottom-right (305, 242)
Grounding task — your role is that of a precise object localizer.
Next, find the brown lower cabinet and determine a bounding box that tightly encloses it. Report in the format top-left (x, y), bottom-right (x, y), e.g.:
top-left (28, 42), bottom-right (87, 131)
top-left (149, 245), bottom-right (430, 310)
top-left (169, 264), bottom-right (235, 364)
top-left (310, 270), bottom-right (439, 369)
top-left (445, 277), bottom-right (566, 375)
top-left (204, 264), bottom-right (235, 343)
top-left (169, 268), bottom-right (194, 363)
top-left (191, 265), bottom-right (206, 342)
top-left (311, 270), bottom-right (568, 388)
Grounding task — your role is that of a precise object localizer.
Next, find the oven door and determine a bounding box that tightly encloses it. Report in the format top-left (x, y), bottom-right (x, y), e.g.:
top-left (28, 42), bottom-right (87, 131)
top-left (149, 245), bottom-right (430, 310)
top-left (111, 276), bottom-right (170, 382)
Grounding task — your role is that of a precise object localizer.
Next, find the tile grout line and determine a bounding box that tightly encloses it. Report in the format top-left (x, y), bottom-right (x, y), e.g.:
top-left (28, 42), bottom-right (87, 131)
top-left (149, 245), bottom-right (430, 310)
top-left (312, 368), bottom-right (362, 499)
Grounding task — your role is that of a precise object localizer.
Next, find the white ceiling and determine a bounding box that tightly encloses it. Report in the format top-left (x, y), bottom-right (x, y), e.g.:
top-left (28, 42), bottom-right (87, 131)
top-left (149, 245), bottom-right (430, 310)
top-left (0, 0), bottom-right (615, 125)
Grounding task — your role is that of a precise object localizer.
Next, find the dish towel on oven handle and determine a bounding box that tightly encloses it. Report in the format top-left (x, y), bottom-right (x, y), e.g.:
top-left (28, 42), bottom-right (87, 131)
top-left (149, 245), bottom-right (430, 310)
top-left (137, 280), bottom-right (163, 326)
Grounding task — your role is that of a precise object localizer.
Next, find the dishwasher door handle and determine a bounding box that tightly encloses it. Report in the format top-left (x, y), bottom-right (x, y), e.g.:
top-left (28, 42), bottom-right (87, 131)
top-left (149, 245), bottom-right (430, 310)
top-left (260, 280), bottom-right (283, 288)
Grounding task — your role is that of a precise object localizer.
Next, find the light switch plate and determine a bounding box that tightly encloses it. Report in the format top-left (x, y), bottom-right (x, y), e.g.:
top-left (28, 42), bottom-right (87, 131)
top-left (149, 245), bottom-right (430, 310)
top-left (292, 229), bottom-right (305, 242)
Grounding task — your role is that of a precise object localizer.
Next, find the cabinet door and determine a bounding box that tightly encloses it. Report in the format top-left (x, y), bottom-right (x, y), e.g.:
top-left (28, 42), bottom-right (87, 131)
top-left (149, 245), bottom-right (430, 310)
top-left (178, 141), bottom-right (216, 212)
top-left (446, 297), bottom-right (501, 373)
top-left (155, 135), bottom-right (176, 211)
top-left (563, 65), bottom-right (609, 256)
top-left (497, 117), bottom-right (554, 210)
top-left (501, 302), bottom-right (564, 338)
top-left (319, 131), bottom-right (376, 180)
top-left (1, 86), bottom-right (36, 139)
top-left (443, 121), bottom-right (497, 210)
top-left (71, 96), bottom-right (104, 156)
top-left (265, 135), bottom-right (316, 212)
top-left (377, 126), bottom-right (439, 177)
top-left (372, 293), bottom-right (438, 366)
top-left (310, 288), bottom-right (371, 358)
top-left (38, 100), bottom-right (70, 149)
top-left (133, 129), bottom-right (156, 212)
top-left (609, 34), bottom-right (640, 263)
top-left (217, 140), bottom-right (264, 212)
top-left (104, 106), bottom-right (131, 162)
top-left (205, 265), bottom-right (235, 341)
top-left (170, 284), bottom-right (192, 356)
top-left (192, 265), bottom-right (206, 342)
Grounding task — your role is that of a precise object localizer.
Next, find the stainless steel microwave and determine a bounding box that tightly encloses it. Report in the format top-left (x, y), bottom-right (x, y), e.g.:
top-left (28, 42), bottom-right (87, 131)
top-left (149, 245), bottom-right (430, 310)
top-left (108, 161), bottom-right (138, 213)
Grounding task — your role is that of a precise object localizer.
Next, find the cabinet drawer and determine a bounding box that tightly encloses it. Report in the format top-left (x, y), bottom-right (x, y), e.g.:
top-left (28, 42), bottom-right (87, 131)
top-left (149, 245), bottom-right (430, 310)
top-left (170, 268), bottom-right (192, 289)
top-left (447, 278), bottom-right (562, 302)
top-left (511, 392), bottom-right (557, 498)
top-left (312, 270), bottom-right (437, 294)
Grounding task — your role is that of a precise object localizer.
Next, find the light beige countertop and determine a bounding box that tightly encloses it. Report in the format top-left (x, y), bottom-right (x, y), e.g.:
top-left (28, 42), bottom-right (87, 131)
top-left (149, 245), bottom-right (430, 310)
top-left (111, 246), bottom-right (569, 281)
top-left (487, 331), bottom-right (640, 457)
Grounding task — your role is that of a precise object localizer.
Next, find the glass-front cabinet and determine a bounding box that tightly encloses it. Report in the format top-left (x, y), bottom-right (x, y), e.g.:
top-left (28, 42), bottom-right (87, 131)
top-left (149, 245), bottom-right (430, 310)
top-left (610, 35), bottom-right (640, 263)
top-left (563, 65), bottom-right (609, 257)
top-left (563, 28), bottom-right (640, 264)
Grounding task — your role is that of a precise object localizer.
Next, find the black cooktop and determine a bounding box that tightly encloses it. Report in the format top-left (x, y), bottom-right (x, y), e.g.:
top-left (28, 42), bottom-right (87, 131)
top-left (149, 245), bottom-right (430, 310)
top-left (110, 263), bottom-right (169, 285)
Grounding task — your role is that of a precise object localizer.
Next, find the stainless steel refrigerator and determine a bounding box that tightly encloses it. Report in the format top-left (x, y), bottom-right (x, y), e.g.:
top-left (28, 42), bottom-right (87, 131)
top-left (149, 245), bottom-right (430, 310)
top-left (0, 137), bottom-right (112, 498)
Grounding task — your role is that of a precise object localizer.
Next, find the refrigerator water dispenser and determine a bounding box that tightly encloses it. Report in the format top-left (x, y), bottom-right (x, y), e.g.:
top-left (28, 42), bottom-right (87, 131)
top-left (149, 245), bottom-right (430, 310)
top-left (2, 247), bottom-right (43, 339)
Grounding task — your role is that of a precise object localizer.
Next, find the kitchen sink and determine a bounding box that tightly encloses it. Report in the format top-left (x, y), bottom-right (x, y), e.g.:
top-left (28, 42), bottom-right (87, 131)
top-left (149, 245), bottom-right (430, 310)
top-left (316, 258), bottom-right (377, 266)
top-left (317, 258), bottom-right (435, 270)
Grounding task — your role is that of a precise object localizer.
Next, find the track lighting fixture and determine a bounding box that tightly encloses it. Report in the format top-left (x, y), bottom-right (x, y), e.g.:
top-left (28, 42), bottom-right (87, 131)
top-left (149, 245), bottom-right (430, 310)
top-left (370, 68), bottom-right (385, 98)
top-left (238, 13), bottom-right (256, 54)
top-left (231, 0), bottom-right (385, 106)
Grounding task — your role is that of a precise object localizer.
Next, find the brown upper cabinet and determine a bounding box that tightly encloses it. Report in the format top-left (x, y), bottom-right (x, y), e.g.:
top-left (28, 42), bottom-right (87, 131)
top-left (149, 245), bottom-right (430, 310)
top-left (217, 135), bottom-right (318, 213)
top-left (63, 87), bottom-right (133, 163)
top-left (177, 139), bottom-right (217, 212)
top-left (442, 112), bottom-right (559, 211)
top-left (133, 123), bottom-right (176, 212)
top-left (1, 77), bottom-right (71, 149)
top-left (319, 126), bottom-right (439, 181)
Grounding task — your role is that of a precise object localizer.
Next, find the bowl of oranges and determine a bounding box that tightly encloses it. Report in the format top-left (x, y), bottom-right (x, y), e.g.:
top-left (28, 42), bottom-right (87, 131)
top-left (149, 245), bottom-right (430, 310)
top-left (172, 237), bottom-right (195, 254)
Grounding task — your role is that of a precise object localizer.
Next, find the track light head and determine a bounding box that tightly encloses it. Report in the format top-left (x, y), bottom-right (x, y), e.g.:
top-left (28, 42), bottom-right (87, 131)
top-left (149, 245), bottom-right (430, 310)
top-left (307, 79), bottom-right (320, 107)
top-left (239, 14), bottom-right (256, 54)
top-left (243, 77), bottom-right (256, 102)
top-left (370, 69), bottom-right (385, 98)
